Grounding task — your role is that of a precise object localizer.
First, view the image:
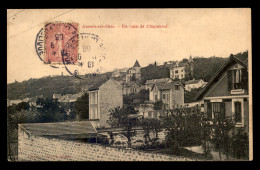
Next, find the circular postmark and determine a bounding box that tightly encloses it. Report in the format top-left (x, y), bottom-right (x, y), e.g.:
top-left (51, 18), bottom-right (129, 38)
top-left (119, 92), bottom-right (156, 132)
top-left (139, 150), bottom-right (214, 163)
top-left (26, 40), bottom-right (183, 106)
top-left (35, 22), bottom-right (78, 69)
top-left (35, 23), bottom-right (107, 79)
top-left (62, 33), bottom-right (106, 79)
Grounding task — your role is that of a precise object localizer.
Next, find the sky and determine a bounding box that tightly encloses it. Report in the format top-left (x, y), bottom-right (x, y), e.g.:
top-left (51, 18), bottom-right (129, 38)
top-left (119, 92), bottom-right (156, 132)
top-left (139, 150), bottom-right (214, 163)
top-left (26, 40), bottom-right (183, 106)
top-left (7, 8), bottom-right (251, 84)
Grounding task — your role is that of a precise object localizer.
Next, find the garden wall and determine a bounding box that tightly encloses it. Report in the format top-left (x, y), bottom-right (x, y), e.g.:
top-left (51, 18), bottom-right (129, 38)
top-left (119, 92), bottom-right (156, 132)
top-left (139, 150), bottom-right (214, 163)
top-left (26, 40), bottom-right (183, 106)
top-left (18, 126), bottom-right (194, 161)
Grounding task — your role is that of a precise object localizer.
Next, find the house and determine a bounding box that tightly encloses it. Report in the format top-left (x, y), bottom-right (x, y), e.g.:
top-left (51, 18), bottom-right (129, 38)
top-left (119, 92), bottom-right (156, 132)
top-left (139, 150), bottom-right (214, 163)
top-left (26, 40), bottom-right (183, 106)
top-left (88, 78), bottom-right (123, 128)
top-left (149, 80), bottom-right (185, 109)
top-left (145, 78), bottom-right (172, 90)
top-left (135, 103), bottom-right (166, 119)
top-left (111, 67), bottom-right (128, 78)
top-left (185, 79), bottom-right (207, 91)
top-left (121, 81), bottom-right (142, 95)
top-left (170, 56), bottom-right (194, 80)
top-left (126, 60), bottom-right (141, 82)
top-left (195, 52), bottom-right (249, 133)
top-left (53, 92), bottom-right (83, 103)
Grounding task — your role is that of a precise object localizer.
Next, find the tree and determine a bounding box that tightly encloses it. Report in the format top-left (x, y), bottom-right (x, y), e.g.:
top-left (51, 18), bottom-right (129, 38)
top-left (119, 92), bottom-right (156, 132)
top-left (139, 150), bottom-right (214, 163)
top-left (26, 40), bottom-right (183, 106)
top-left (141, 119), bottom-right (152, 145)
top-left (211, 115), bottom-right (235, 160)
top-left (141, 118), bottom-right (163, 148)
top-left (75, 93), bottom-right (89, 120)
top-left (108, 107), bottom-right (138, 148)
top-left (153, 101), bottom-right (164, 110)
top-left (200, 112), bottom-right (213, 158)
top-left (107, 107), bottom-right (128, 127)
top-left (161, 106), bottom-right (203, 154)
top-left (123, 89), bottom-right (149, 106)
top-left (121, 117), bottom-right (137, 148)
top-left (36, 98), bottom-right (66, 122)
top-left (17, 102), bottom-right (30, 111)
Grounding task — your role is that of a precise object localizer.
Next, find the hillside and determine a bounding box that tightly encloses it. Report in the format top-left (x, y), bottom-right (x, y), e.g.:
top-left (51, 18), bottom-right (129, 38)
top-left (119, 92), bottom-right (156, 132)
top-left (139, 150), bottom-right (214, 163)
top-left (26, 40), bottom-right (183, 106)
top-left (141, 56), bottom-right (228, 84)
top-left (7, 73), bottom-right (112, 100)
top-left (7, 56), bottom-right (229, 100)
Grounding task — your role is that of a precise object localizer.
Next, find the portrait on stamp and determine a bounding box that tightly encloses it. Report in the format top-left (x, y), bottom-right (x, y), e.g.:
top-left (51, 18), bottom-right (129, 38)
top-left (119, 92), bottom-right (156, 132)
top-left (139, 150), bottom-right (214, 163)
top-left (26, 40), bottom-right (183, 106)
top-left (7, 8), bottom-right (252, 161)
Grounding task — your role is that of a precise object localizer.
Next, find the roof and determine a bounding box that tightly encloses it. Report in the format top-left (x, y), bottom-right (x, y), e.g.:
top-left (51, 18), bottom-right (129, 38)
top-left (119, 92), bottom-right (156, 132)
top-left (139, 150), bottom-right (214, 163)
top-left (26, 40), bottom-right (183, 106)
top-left (152, 81), bottom-right (184, 91)
top-left (145, 78), bottom-right (172, 85)
top-left (88, 79), bottom-right (108, 91)
top-left (19, 121), bottom-right (97, 138)
top-left (121, 81), bottom-right (140, 87)
top-left (195, 52), bottom-right (248, 100)
top-left (185, 79), bottom-right (202, 85)
top-left (133, 60), bottom-right (141, 67)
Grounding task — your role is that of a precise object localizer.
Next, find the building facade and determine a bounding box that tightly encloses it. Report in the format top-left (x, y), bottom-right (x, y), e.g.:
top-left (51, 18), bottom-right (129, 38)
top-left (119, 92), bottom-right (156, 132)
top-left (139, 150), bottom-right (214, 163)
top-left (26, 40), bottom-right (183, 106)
top-left (88, 78), bottom-right (123, 128)
top-left (149, 81), bottom-right (185, 109)
top-left (121, 81), bottom-right (142, 95)
top-left (145, 78), bottom-right (172, 90)
top-left (195, 52), bottom-right (249, 133)
top-left (185, 79), bottom-right (207, 91)
top-left (170, 56), bottom-right (194, 80)
top-left (126, 60), bottom-right (141, 82)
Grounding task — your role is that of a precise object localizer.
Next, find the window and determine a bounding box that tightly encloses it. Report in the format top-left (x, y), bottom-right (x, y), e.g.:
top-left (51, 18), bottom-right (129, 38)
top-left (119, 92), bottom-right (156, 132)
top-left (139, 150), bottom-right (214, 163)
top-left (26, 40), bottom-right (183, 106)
top-left (232, 69), bottom-right (242, 89)
top-left (181, 69), bottom-right (184, 72)
top-left (175, 70), bottom-right (178, 74)
top-left (206, 101), bottom-right (225, 120)
top-left (162, 94), bottom-right (166, 99)
top-left (175, 85), bottom-right (180, 90)
top-left (155, 94), bottom-right (158, 101)
top-left (212, 102), bottom-right (221, 118)
top-left (154, 112), bottom-right (158, 119)
top-left (232, 99), bottom-right (244, 127)
top-left (148, 111), bottom-right (152, 118)
top-left (234, 101), bottom-right (242, 123)
top-left (175, 75), bottom-right (179, 79)
top-left (228, 68), bottom-right (248, 91)
top-left (89, 91), bottom-right (98, 119)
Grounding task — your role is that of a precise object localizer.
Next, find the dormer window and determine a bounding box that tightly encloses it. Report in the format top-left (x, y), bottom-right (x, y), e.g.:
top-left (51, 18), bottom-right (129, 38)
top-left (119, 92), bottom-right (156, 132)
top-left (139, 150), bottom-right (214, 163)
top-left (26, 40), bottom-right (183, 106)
top-left (232, 69), bottom-right (242, 89)
top-left (227, 68), bottom-right (248, 93)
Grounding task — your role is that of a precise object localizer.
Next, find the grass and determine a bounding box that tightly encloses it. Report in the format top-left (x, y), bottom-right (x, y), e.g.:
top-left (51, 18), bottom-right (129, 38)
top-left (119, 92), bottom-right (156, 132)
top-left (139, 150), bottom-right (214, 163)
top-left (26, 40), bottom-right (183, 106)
top-left (135, 146), bottom-right (213, 160)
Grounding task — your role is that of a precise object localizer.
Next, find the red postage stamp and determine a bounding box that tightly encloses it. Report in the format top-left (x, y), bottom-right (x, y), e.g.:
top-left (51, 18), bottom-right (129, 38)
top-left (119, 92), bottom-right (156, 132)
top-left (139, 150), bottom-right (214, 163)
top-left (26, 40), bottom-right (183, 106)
top-left (44, 23), bottom-right (78, 64)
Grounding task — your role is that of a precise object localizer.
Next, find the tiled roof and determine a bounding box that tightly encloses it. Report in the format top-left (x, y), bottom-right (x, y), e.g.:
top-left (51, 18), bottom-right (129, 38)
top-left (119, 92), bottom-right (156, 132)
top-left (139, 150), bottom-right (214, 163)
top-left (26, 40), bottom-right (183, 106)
top-left (121, 81), bottom-right (140, 87)
top-left (152, 80), bottom-right (184, 91)
top-left (145, 78), bottom-right (172, 85)
top-left (233, 52), bottom-right (248, 65)
top-left (155, 82), bottom-right (174, 90)
top-left (185, 79), bottom-right (202, 85)
top-left (133, 60), bottom-right (141, 67)
top-left (19, 121), bottom-right (97, 137)
top-left (88, 79), bottom-right (108, 91)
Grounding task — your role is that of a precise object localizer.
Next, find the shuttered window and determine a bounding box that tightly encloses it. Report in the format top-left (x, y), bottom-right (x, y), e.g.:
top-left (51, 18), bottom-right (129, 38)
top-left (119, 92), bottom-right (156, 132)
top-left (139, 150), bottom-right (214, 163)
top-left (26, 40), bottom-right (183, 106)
top-left (207, 102), bottom-right (212, 120)
top-left (228, 68), bottom-right (248, 90)
top-left (212, 102), bottom-right (225, 119)
top-left (234, 101), bottom-right (242, 123)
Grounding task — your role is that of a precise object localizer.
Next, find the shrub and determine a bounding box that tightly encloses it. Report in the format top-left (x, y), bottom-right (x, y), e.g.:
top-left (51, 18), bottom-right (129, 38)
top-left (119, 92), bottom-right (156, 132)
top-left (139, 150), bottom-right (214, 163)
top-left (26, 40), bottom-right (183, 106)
top-left (231, 129), bottom-right (249, 159)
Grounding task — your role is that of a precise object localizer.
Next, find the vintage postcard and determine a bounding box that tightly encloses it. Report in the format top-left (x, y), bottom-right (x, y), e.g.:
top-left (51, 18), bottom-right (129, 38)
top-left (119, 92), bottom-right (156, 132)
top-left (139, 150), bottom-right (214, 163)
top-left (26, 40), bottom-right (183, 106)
top-left (7, 8), bottom-right (252, 161)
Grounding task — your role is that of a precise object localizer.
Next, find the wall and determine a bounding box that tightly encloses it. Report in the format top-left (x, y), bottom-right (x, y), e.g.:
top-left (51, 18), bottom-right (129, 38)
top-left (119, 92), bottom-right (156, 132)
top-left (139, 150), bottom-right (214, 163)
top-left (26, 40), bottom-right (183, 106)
top-left (171, 84), bottom-right (184, 108)
top-left (98, 79), bottom-right (123, 128)
top-left (18, 127), bottom-right (194, 161)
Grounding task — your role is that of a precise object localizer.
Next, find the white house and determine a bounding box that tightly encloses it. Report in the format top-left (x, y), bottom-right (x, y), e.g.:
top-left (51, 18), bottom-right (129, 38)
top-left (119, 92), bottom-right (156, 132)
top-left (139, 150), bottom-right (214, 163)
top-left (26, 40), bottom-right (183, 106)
top-left (185, 79), bottom-right (207, 91)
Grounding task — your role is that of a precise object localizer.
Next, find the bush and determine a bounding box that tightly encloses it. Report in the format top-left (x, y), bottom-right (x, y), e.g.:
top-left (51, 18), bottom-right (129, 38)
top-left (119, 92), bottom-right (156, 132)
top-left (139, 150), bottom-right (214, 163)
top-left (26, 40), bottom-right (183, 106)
top-left (231, 130), bottom-right (249, 159)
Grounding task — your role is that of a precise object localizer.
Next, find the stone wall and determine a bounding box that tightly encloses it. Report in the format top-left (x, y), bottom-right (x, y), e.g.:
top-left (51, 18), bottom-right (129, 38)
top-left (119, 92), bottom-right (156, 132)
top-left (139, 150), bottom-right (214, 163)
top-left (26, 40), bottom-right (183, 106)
top-left (98, 79), bottom-right (123, 128)
top-left (18, 126), bottom-right (194, 161)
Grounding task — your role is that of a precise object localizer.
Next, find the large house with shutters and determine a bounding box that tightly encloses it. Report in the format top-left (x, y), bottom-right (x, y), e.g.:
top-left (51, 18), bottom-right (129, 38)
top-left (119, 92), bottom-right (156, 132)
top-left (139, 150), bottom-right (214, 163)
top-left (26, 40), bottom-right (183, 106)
top-left (195, 52), bottom-right (249, 133)
top-left (149, 80), bottom-right (185, 109)
top-left (88, 78), bottom-right (123, 128)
